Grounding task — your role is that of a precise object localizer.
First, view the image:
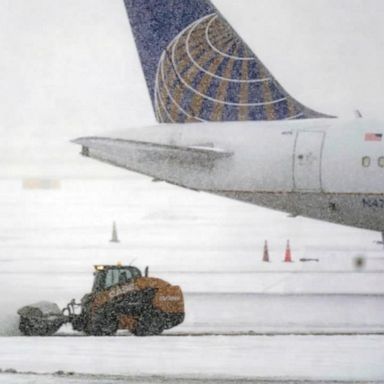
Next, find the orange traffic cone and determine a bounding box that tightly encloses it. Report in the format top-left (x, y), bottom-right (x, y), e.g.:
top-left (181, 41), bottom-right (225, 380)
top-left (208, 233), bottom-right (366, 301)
top-left (263, 241), bottom-right (270, 262)
top-left (284, 240), bottom-right (293, 263)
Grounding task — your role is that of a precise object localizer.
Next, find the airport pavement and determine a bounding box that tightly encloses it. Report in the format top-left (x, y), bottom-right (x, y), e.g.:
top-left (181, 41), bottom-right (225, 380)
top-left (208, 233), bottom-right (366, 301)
top-left (0, 335), bottom-right (383, 381)
top-left (1, 179), bottom-right (383, 381)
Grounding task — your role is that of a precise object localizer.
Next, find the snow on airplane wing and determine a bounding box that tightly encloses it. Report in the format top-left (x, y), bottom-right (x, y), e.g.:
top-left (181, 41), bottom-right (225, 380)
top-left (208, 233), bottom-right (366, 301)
top-left (72, 137), bottom-right (233, 186)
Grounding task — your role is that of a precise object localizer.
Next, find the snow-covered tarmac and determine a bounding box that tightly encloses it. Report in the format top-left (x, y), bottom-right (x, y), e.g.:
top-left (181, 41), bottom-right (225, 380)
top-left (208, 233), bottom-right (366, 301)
top-left (1, 0), bottom-right (384, 381)
top-left (0, 178), bottom-right (383, 382)
top-left (0, 335), bottom-right (383, 382)
top-left (2, 375), bottom-right (382, 384)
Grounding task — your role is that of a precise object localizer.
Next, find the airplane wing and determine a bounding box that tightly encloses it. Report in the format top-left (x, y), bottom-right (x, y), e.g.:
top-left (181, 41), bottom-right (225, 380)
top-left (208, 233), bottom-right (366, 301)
top-left (72, 137), bottom-right (233, 186)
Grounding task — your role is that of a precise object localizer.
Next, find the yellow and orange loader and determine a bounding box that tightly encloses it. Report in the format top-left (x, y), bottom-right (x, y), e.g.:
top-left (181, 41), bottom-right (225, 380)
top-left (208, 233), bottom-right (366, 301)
top-left (18, 265), bottom-right (185, 336)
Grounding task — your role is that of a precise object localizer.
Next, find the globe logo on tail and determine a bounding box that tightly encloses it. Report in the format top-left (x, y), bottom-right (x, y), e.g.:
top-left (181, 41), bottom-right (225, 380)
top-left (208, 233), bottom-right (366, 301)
top-left (154, 13), bottom-right (306, 123)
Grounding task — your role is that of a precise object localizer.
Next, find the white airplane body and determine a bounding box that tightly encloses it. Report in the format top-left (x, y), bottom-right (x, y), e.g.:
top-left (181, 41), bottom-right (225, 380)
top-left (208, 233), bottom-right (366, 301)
top-left (74, 0), bottom-right (384, 236)
top-left (75, 117), bottom-right (384, 232)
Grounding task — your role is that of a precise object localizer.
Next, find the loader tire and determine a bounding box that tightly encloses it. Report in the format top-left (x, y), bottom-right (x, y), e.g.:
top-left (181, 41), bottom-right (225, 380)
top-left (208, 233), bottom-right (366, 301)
top-left (86, 312), bottom-right (118, 336)
top-left (131, 312), bottom-right (164, 336)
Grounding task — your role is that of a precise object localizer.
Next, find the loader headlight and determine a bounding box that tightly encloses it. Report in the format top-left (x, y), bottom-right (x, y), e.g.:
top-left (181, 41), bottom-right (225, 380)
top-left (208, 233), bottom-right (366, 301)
top-left (95, 265), bottom-right (105, 271)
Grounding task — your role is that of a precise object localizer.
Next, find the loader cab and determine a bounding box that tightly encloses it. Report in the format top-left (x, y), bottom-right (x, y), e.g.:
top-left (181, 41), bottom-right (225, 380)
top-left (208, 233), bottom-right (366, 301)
top-left (92, 265), bottom-right (142, 292)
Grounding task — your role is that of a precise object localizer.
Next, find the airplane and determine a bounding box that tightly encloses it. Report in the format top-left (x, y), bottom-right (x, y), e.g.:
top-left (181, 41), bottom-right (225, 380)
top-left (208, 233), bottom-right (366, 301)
top-left (73, 0), bottom-right (384, 240)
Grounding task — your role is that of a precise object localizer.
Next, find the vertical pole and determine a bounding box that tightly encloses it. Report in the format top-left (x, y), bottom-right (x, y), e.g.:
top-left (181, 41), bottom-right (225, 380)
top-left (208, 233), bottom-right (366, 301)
top-left (110, 222), bottom-right (120, 243)
top-left (263, 241), bottom-right (270, 263)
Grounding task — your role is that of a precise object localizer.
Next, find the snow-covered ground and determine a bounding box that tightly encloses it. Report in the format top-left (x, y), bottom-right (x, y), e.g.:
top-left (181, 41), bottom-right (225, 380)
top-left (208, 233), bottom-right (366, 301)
top-left (1, 0), bottom-right (384, 381)
top-left (0, 178), bottom-right (383, 382)
top-left (0, 335), bottom-right (383, 382)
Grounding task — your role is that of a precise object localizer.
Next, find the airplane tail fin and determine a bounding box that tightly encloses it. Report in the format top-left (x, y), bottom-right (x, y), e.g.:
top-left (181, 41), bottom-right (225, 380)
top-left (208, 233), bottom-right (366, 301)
top-left (123, 0), bottom-right (333, 123)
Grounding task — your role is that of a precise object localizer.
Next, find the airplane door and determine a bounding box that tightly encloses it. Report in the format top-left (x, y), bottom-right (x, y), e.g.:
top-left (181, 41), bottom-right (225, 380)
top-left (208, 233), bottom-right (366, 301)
top-left (293, 131), bottom-right (325, 191)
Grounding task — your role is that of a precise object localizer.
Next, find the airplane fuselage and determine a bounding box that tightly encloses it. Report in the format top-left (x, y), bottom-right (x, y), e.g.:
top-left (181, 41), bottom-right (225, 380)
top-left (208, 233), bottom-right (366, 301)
top-left (77, 118), bottom-right (384, 232)
top-left (75, 0), bottom-right (384, 234)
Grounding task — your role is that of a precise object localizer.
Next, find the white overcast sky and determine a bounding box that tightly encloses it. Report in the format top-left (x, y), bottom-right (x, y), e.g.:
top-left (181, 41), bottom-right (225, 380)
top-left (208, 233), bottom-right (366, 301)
top-left (0, 0), bottom-right (383, 176)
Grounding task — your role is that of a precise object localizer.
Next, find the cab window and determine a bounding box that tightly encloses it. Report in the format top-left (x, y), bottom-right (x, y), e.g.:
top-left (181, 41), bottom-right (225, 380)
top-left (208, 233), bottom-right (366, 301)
top-left (105, 269), bottom-right (133, 289)
top-left (378, 157), bottom-right (384, 168)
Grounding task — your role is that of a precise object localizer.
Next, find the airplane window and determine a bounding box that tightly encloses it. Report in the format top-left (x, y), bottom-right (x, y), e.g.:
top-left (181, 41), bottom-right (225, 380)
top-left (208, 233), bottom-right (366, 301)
top-left (378, 157), bottom-right (384, 168)
top-left (362, 157), bottom-right (371, 168)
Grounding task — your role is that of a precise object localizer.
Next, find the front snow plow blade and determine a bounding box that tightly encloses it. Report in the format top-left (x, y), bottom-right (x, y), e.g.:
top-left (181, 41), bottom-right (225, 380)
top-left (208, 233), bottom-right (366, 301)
top-left (17, 301), bottom-right (66, 336)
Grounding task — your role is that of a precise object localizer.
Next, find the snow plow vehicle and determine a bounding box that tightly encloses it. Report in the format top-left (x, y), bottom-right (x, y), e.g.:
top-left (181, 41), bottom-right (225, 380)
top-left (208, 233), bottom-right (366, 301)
top-left (17, 265), bottom-right (185, 336)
